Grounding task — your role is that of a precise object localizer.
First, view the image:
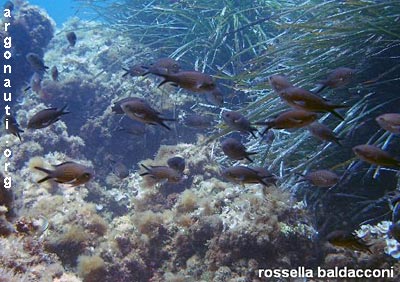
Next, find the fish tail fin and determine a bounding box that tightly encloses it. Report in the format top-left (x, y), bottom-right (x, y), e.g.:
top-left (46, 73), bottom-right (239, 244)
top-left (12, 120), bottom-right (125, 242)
top-left (261, 126), bottom-right (272, 136)
top-left (250, 127), bottom-right (259, 138)
top-left (330, 110), bottom-right (345, 121)
top-left (159, 121), bottom-right (171, 131)
top-left (140, 164), bottom-right (150, 172)
top-left (34, 166), bottom-right (53, 183)
top-left (334, 137), bottom-right (343, 146)
top-left (122, 68), bottom-right (129, 77)
top-left (313, 83), bottom-right (327, 94)
top-left (59, 104), bottom-right (70, 115)
top-left (158, 79), bottom-right (170, 88)
top-left (34, 166), bottom-right (52, 174)
top-left (37, 176), bottom-right (52, 183)
top-left (245, 155), bottom-right (254, 163)
top-left (158, 117), bottom-right (175, 130)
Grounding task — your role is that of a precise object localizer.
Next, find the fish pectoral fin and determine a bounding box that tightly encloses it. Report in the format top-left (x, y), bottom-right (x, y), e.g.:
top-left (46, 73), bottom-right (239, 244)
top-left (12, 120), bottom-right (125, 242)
top-left (133, 113), bottom-right (146, 119)
top-left (293, 100), bottom-right (307, 107)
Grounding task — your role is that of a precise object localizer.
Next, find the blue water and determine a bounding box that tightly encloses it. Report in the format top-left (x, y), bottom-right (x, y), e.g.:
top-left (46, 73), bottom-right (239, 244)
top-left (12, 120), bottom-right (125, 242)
top-left (27, 0), bottom-right (77, 26)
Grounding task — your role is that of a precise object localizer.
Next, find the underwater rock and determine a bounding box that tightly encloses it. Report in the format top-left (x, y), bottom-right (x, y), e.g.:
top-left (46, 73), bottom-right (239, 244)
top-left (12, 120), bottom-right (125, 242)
top-left (1, 2), bottom-right (55, 98)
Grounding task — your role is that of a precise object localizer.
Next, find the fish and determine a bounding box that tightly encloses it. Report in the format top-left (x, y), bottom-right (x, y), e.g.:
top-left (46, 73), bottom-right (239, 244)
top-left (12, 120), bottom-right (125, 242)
top-left (376, 113), bottom-right (400, 135)
top-left (262, 130), bottom-right (275, 145)
top-left (307, 122), bottom-right (342, 146)
top-left (122, 64), bottom-right (148, 77)
top-left (4, 114), bottom-right (23, 141)
top-left (34, 161), bottom-right (93, 187)
top-left (221, 138), bottom-right (257, 162)
top-left (152, 68), bottom-right (216, 93)
top-left (24, 72), bottom-right (43, 93)
top-left (221, 166), bottom-right (271, 186)
top-left (314, 67), bottom-right (355, 94)
top-left (388, 223), bottom-right (400, 243)
top-left (112, 161), bottom-right (129, 179)
top-left (111, 97), bottom-right (148, 114)
top-left (183, 114), bottom-right (213, 129)
top-left (27, 105), bottom-right (70, 129)
top-left (142, 57), bottom-right (181, 76)
top-left (167, 156), bottom-right (186, 173)
top-left (120, 99), bottom-right (175, 130)
top-left (300, 169), bottom-right (340, 188)
top-left (255, 110), bottom-right (318, 135)
top-left (222, 111), bottom-right (258, 138)
top-left (26, 53), bottom-right (48, 73)
top-left (268, 74), bottom-right (293, 93)
top-left (206, 87), bottom-right (224, 106)
top-left (66, 31), bottom-right (77, 47)
top-left (353, 144), bottom-right (400, 168)
top-left (278, 86), bottom-right (348, 120)
top-left (326, 230), bottom-right (372, 253)
top-left (51, 66), bottom-right (59, 81)
top-left (4, 1), bottom-right (14, 11)
top-left (140, 164), bottom-right (182, 183)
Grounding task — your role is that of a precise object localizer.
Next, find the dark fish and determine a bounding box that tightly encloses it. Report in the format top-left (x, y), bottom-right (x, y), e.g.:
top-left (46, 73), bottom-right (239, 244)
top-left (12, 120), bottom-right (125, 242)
top-left (140, 164), bottom-right (182, 183)
top-left (262, 130), bottom-right (275, 145)
top-left (152, 69), bottom-right (216, 93)
top-left (314, 67), bottom-right (355, 94)
top-left (120, 99), bottom-right (175, 130)
top-left (113, 161), bottom-right (129, 179)
top-left (307, 122), bottom-right (342, 146)
top-left (26, 53), bottom-right (48, 73)
top-left (376, 113), bottom-right (400, 135)
top-left (206, 87), bottom-right (224, 106)
top-left (4, 1), bottom-right (14, 11)
top-left (353, 144), bottom-right (400, 168)
top-left (51, 66), bottom-right (59, 81)
top-left (66, 31), bottom-right (77, 47)
top-left (388, 223), bottom-right (400, 243)
top-left (27, 105), bottom-right (70, 129)
top-left (143, 57), bottom-right (181, 76)
top-left (24, 72), bottom-right (43, 93)
top-left (268, 74), bottom-right (293, 93)
top-left (4, 114), bottom-right (23, 141)
top-left (300, 169), bottom-right (339, 188)
top-left (34, 161), bottom-right (93, 187)
top-left (222, 111), bottom-right (258, 138)
top-left (167, 156), bottom-right (185, 173)
top-left (221, 138), bottom-right (257, 162)
top-left (326, 230), bottom-right (372, 253)
top-left (221, 166), bottom-right (271, 186)
top-left (278, 86), bottom-right (348, 120)
top-left (256, 110), bottom-right (318, 135)
top-left (118, 123), bottom-right (146, 136)
top-left (111, 97), bottom-right (147, 114)
top-left (184, 114), bottom-right (213, 129)
top-left (122, 64), bottom-right (148, 77)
